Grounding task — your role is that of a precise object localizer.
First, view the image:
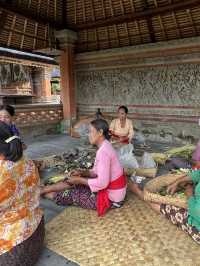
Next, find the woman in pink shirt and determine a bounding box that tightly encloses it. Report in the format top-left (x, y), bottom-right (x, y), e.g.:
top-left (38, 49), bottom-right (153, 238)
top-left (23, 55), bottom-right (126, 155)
top-left (42, 119), bottom-right (127, 216)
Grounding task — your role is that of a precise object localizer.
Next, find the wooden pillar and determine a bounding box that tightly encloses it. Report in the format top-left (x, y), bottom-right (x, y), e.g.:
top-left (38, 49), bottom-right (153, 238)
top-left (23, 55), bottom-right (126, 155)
top-left (32, 67), bottom-right (52, 101)
top-left (42, 68), bottom-right (52, 98)
top-left (56, 29), bottom-right (77, 132)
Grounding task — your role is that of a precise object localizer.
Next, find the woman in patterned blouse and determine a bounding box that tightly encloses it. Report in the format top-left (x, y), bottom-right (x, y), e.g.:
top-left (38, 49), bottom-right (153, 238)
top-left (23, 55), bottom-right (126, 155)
top-left (0, 122), bottom-right (44, 265)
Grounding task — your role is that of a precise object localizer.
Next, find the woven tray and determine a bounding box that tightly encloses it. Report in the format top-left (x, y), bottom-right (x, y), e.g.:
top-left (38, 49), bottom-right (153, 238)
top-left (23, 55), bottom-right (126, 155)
top-left (144, 174), bottom-right (187, 209)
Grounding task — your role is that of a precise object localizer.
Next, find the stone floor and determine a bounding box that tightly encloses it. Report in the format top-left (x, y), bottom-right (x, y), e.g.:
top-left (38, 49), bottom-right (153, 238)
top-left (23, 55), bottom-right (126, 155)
top-left (25, 134), bottom-right (86, 160)
top-left (24, 134), bottom-right (178, 266)
top-left (36, 199), bottom-right (78, 266)
top-left (25, 134), bottom-right (85, 266)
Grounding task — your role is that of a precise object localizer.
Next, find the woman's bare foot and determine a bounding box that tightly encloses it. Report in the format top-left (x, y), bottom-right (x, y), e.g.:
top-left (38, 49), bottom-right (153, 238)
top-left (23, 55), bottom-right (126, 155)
top-left (40, 181), bottom-right (72, 195)
top-left (129, 181), bottom-right (144, 200)
top-left (148, 202), bottom-right (161, 213)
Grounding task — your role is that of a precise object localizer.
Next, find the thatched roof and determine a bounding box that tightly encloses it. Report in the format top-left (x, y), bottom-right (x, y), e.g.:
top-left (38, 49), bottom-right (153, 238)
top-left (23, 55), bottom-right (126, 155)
top-left (0, 0), bottom-right (200, 53)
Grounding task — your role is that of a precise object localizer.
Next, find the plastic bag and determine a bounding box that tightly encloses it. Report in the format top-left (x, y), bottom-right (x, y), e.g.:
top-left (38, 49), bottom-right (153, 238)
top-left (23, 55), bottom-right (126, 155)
top-left (133, 133), bottom-right (146, 145)
top-left (75, 123), bottom-right (89, 137)
top-left (140, 152), bottom-right (156, 168)
top-left (117, 144), bottom-right (139, 168)
top-left (72, 119), bottom-right (91, 139)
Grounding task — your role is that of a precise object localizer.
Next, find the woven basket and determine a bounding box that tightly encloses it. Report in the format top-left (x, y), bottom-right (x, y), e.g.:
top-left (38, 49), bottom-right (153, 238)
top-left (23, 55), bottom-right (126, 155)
top-left (125, 166), bottom-right (157, 178)
top-left (144, 174), bottom-right (187, 209)
top-left (135, 167), bottom-right (157, 178)
top-left (0, 217), bottom-right (45, 266)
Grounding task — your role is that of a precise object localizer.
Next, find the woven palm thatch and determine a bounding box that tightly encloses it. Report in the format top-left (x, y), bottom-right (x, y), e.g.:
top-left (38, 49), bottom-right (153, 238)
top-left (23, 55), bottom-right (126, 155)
top-left (46, 195), bottom-right (199, 266)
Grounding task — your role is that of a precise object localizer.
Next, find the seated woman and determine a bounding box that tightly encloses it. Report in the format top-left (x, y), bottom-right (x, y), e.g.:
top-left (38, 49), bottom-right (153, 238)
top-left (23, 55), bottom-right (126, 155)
top-left (0, 105), bottom-right (27, 149)
top-left (0, 105), bottom-right (20, 136)
top-left (129, 171), bottom-right (200, 244)
top-left (42, 119), bottom-right (127, 216)
top-left (110, 105), bottom-right (134, 144)
top-left (0, 122), bottom-right (44, 265)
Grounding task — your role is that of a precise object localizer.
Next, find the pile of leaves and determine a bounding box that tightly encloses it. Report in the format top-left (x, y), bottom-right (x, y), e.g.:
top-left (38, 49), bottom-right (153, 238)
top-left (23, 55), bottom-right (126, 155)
top-left (40, 147), bottom-right (96, 184)
top-left (62, 148), bottom-right (96, 171)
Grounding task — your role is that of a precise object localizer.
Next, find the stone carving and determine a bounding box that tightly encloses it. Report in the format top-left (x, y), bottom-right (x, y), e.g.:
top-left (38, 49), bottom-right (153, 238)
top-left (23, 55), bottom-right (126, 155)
top-left (0, 63), bottom-right (32, 94)
top-left (76, 64), bottom-right (200, 106)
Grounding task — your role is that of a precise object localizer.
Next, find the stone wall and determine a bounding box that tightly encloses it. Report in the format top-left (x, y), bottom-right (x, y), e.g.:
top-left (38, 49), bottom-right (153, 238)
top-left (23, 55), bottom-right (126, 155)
top-left (15, 103), bottom-right (63, 138)
top-left (75, 37), bottom-right (200, 143)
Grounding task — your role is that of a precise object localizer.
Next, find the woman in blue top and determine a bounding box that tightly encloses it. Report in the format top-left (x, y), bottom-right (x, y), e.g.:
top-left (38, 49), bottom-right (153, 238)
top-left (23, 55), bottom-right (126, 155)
top-left (0, 105), bottom-right (20, 135)
top-left (0, 105), bottom-right (27, 149)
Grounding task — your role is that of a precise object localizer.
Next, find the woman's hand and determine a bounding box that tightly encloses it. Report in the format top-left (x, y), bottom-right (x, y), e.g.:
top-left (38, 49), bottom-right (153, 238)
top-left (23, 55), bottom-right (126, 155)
top-left (68, 176), bottom-right (88, 186)
top-left (185, 184), bottom-right (193, 198)
top-left (70, 169), bottom-right (90, 178)
top-left (68, 176), bottom-right (82, 185)
top-left (70, 169), bottom-right (82, 176)
top-left (167, 182), bottom-right (178, 195)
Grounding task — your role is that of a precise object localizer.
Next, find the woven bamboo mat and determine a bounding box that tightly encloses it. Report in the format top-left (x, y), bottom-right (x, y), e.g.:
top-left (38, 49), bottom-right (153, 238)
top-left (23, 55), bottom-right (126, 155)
top-left (46, 195), bottom-right (200, 266)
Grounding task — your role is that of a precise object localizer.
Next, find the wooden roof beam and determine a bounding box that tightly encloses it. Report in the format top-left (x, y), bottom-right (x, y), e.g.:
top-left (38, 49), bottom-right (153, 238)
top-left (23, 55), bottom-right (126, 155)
top-left (0, 10), bottom-right (8, 34)
top-left (143, 0), bottom-right (156, 43)
top-left (74, 0), bottom-right (200, 30)
top-left (0, 1), bottom-right (63, 29)
top-left (62, 0), bottom-right (67, 27)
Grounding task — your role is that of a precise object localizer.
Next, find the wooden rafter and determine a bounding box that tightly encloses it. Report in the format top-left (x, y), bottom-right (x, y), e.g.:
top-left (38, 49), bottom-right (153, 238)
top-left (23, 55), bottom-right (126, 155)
top-left (187, 9), bottom-right (197, 35)
top-left (119, 0), bottom-right (130, 46)
top-left (20, 19), bottom-right (27, 49)
top-left (143, 0), bottom-right (156, 42)
top-left (130, 0), bottom-right (142, 43)
top-left (54, 0), bottom-right (57, 22)
top-left (0, 1), bottom-right (63, 29)
top-left (90, 0), bottom-right (98, 50)
top-left (172, 12), bottom-right (181, 38)
top-left (27, 0), bottom-right (32, 9)
top-left (33, 22), bottom-right (39, 49)
top-left (100, 0), bottom-right (109, 49)
top-left (37, 0), bottom-right (42, 15)
top-left (153, 0), bottom-right (167, 40)
top-left (62, 0), bottom-right (67, 27)
top-left (7, 15), bottom-right (16, 47)
top-left (74, 0), bottom-right (200, 30)
top-left (3, 25), bottom-right (48, 43)
top-left (108, 0), bottom-right (120, 47)
top-left (74, 0), bottom-right (77, 25)
top-left (46, 0), bottom-right (50, 21)
top-left (0, 10), bottom-right (8, 34)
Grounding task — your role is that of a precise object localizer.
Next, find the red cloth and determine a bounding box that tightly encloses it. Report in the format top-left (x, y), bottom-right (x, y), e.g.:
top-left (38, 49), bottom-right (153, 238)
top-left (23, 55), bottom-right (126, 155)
top-left (192, 164), bottom-right (200, 170)
top-left (109, 130), bottom-right (129, 144)
top-left (96, 174), bottom-right (127, 216)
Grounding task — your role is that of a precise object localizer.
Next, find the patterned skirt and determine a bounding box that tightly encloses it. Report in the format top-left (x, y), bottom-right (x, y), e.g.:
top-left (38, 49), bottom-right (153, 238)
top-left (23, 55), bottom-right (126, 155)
top-left (160, 204), bottom-right (200, 244)
top-left (0, 216), bottom-right (45, 266)
top-left (54, 185), bottom-right (124, 210)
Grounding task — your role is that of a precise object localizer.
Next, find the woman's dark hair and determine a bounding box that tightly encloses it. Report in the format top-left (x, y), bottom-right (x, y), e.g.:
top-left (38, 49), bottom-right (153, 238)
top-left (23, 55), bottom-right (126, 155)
top-left (0, 105), bottom-right (15, 116)
top-left (90, 119), bottom-right (110, 140)
top-left (0, 122), bottom-right (23, 162)
top-left (118, 105), bottom-right (128, 114)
